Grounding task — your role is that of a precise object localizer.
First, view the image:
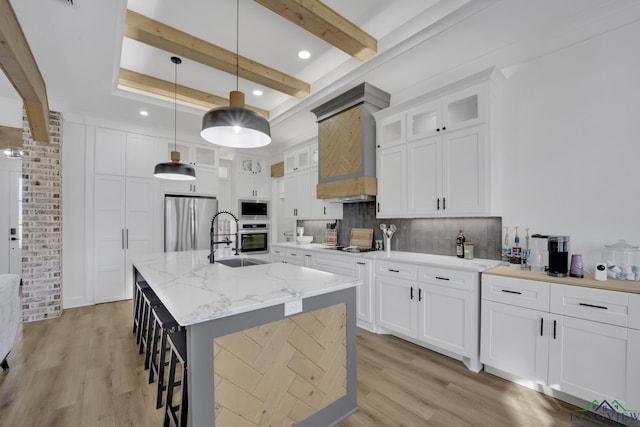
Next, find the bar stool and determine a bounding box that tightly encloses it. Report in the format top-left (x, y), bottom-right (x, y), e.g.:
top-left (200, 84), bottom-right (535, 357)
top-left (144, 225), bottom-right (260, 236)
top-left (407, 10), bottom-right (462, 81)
top-left (139, 289), bottom-right (162, 364)
top-left (148, 305), bottom-right (179, 409)
top-left (132, 280), bottom-right (150, 335)
top-left (164, 329), bottom-right (188, 427)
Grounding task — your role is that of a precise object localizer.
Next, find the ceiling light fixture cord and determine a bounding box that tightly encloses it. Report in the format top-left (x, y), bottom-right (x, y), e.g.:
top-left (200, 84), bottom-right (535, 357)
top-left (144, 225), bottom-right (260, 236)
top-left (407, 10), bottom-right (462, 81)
top-left (174, 57), bottom-right (178, 151)
top-left (236, 0), bottom-right (239, 92)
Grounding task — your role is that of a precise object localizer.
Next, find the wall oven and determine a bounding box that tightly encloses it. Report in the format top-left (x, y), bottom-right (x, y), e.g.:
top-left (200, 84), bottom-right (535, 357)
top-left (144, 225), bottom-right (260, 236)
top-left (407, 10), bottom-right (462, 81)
top-left (238, 223), bottom-right (269, 254)
top-left (238, 199), bottom-right (269, 221)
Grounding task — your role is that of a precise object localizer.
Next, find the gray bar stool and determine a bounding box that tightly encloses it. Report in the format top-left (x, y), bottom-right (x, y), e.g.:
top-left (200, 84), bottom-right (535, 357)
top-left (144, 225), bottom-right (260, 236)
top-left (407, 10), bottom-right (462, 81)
top-left (148, 305), bottom-right (179, 409)
top-left (164, 329), bottom-right (188, 427)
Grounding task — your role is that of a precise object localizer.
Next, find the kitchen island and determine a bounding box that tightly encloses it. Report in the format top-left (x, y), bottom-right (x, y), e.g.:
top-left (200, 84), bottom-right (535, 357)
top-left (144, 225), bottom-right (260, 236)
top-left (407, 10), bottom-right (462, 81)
top-left (131, 250), bottom-right (361, 426)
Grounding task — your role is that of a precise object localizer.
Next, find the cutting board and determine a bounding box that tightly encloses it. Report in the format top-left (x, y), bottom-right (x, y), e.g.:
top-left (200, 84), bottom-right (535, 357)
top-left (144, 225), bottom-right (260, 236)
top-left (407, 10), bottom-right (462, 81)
top-left (350, 228), bottom-right (373, 249)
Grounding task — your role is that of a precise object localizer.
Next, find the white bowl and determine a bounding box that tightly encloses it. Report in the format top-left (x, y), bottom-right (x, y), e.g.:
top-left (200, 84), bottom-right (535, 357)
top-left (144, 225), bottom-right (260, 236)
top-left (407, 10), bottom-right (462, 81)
top-left (297, 236), bottom-right (313, 244)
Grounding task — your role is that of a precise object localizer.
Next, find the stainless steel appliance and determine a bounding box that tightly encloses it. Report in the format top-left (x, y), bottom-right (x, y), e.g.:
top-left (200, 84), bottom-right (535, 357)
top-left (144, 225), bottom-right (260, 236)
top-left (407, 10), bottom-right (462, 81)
top-left (238, 223), bottom-right (269, 254)
top-left (238, 199), bottom-right (269, 220)
top-left (548, 235), bottom-right (569, 277)
top-left (165, 195), bottom-right (218, 252)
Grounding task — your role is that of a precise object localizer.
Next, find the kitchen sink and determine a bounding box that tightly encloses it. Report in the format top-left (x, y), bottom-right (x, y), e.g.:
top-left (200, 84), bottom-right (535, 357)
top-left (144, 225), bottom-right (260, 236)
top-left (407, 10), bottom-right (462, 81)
top-left (216, 257), bottom-right (270, 268)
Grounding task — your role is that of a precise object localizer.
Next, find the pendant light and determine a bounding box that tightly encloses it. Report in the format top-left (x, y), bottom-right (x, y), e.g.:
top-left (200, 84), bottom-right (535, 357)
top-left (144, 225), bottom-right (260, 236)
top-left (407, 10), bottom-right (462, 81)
top-left (153, 56), bottom-right (196, 181)
top-left (200, 0), bottom-right (271, 148)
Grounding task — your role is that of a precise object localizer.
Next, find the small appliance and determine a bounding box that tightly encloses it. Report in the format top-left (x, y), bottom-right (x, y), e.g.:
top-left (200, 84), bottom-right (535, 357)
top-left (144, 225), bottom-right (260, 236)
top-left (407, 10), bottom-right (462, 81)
top-left (569, 254), bottom-right (584, 278)
top-left (529, 234), bottom-right (549, 272)
top-left (548, 235), bottom-right (569, 277)
top-left (595, 262), bottom-right (608, 281)
top-left (238, 199), bottom-right (269, 220)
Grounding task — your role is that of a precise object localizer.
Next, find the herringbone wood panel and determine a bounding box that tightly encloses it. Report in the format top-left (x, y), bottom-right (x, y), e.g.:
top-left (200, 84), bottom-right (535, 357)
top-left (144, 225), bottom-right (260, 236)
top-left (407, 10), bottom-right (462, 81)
top-left (214, 303), bottom-right (347, 426)
top-left (319, 105), bottom-right (362, 180)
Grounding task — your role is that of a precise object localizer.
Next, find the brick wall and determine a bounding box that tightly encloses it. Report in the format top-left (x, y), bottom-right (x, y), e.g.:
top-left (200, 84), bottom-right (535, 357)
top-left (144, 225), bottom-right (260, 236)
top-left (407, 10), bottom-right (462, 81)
top-left (21, 111), bottom-right (63, 322)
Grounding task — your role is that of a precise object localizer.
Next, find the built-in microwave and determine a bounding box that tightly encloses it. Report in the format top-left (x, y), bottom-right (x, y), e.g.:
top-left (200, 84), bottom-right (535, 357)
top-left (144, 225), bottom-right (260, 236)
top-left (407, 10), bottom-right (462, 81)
top-left (238, 199), bottom-right (269, 220)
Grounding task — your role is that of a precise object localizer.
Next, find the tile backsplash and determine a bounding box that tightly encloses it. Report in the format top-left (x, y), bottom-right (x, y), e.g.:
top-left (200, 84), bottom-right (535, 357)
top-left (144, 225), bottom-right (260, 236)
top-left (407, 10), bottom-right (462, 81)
top-left (298, 202), bottom-right (501, 260)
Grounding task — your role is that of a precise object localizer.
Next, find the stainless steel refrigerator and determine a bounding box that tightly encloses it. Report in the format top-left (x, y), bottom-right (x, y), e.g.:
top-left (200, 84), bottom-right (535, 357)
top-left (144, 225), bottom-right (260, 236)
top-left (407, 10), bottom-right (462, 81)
top-left (164, 195), bottom-right (218, 252)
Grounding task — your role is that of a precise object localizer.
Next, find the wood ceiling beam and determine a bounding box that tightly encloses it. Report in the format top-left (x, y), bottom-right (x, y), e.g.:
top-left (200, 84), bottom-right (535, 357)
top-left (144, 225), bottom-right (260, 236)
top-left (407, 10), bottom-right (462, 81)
top-left (124, 10), bottom-right (309, 99)
top-left (118, 68), bottom-right (270, 119)
top-left (0, 0), bottom-right (50, 142)
top-left (0, 125), bottom-right (22, 150)
top-left (254, 0), bottom-right (377, 61)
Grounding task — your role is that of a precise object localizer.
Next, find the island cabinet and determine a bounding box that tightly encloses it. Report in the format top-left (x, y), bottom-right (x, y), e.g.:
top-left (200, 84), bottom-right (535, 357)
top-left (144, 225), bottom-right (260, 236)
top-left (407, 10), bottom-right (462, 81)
top-left (270, 246), bottom-right (312, 266)
top-left (481, 272), bottom-right (640, 410)
top-left (374, 67), bottom-right (503, 218)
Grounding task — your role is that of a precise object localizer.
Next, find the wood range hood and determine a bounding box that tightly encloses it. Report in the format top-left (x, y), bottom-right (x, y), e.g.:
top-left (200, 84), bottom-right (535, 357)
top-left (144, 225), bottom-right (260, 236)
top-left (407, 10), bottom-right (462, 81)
top-left (311, 83), bottom-right (390, 202)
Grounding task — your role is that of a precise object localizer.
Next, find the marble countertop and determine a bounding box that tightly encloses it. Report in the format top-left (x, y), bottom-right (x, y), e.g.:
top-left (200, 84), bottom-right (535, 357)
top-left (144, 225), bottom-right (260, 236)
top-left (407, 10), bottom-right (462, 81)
top-left (131, 250), bottom-right (360, 326)
top-left (271, 243), bottom-right (500, 272)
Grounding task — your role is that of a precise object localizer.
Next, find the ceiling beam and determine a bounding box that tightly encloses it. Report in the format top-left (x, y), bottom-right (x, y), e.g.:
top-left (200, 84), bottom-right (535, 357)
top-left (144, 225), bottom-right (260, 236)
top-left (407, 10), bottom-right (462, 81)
top-left (254, 0), bottom-right (377, 61)
top-left (0, 0), bottom-right (50, 142)
top-left (118, 68), bottom-right (270, 119)
top-left (124, 10), bottom-right (310, 99)
top-left (0, 125), bottom-right (22, 150)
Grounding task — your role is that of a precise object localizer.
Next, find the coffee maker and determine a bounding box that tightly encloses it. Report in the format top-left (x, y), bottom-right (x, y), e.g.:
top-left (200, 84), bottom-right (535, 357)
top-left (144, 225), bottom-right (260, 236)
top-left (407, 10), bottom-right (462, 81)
top-left (548, 236), bottom-right (570, 277)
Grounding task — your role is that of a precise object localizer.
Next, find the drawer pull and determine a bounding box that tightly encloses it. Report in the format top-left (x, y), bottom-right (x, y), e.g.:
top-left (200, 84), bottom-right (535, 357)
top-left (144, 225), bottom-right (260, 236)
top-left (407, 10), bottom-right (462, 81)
top-left (290, 253), bottom-right (297, 256)
top-left (579, 302), bottom-right (608, 310)
top-left (540, 317), bottom-right (544, 337)
top-left (356, 262), bottom-right (366, 265)
top-left (435, 276), bottom-right (450, 281)
top-left (389, 268), bottom-right (400, 273)
top-left (305, 254), bottom-right (312, 257)
top-left (501, 289), bottom-right (522, 295)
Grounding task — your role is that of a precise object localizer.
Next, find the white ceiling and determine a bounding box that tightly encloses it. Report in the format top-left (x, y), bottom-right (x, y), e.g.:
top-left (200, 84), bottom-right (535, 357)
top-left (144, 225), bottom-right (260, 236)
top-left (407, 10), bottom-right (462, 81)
top-left (2, 0), bottom-right (640, 156)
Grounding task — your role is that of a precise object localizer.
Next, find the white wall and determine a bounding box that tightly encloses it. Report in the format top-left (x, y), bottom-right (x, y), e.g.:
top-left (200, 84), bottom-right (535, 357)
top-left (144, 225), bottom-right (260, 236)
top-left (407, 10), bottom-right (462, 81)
top-left (501, 20), bottom-right (640, 271)
top-left (61, 121), bottom-right (87, 308)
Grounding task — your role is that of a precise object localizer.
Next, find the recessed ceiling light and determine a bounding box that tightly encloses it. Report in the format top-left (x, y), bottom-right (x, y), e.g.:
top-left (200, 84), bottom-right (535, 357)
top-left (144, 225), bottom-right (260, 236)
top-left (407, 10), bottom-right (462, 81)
top-left (298, 50), bottom-right (311, 59)
top-left (253, 89), bottom-right (263, 96)
top-left (140, 110), bottom-right (149, 116)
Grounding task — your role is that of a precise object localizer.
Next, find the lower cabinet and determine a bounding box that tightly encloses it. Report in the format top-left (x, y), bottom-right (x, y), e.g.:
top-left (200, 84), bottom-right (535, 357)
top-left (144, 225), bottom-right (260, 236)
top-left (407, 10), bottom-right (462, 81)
top-left (355, 260), bottom-right (374, 327)
top-left (375, 273), bottom-right (418, 338)
top-left (481, 274), bottom-right (640, 410)
top-left (269, 246), bottom-right (310, 266)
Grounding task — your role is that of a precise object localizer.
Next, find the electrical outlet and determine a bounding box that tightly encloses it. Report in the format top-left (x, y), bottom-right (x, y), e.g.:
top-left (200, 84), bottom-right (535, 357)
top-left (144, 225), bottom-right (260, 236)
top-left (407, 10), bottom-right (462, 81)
top-left (284, 299), bottom-right (303, 316)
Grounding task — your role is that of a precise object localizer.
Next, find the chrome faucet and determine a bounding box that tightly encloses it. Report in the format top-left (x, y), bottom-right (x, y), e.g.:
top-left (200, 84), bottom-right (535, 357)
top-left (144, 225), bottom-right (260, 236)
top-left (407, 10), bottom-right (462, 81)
top-left (209, 211), bottom-right (240, 263)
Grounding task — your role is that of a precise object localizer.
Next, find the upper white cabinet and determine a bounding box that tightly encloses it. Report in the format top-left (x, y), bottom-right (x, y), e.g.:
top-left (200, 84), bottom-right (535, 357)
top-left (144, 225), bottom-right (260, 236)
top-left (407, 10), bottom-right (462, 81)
top-left (95, 128), bottom-right (155, 178)
top-left (156, 138), bottom-right (219, 196)
top-left (235, 155), bottom-right (270, 199)
top-left (283, 142), bottom-right (343, 219)
top-left (374, 68), bottom-right (502, 218)
top-left (163, 141), bottom-right (217, 169)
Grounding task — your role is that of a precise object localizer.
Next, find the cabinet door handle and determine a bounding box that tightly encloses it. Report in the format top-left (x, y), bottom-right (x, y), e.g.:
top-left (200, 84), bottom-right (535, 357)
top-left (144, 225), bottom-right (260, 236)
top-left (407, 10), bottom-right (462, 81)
top-left (323, 206), bottom-right (327, 215)
top-left (437, 198), bottom-right (440, 210)
top-left (125, 229), bottom-right (129, 250)
top-left (377, 202), bottom-right (380, 213)
top-left (435, 276), bottom-right (450, 281)
top-left (410, 287), bottom-right (414, 300)
top-left (579, 302), bottom-right (608, 310)
top-left (436, 128), bottom-right (440, 132)
top-left (442, 126), bottom-right (446, 131)
top-left (418, 288), bottom-right (422, 302)
top-left (443, 197), bottom-right (446, 210)
top-left (540, 317), bottom-right (544, 337)
top-left (553, 320), bottom-right (557, 339)
top-left (388, 268), bottom-right (400, 273)
top-left (121, 229), bottom-right (125, 250)
top-left (501, 289), bottom-right (522, 295)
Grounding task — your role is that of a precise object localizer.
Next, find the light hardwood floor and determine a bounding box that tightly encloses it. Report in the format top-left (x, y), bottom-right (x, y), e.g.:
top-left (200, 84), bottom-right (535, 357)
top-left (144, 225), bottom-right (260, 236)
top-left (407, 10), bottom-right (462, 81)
top-left (0, 301), bottom-right (619, 427)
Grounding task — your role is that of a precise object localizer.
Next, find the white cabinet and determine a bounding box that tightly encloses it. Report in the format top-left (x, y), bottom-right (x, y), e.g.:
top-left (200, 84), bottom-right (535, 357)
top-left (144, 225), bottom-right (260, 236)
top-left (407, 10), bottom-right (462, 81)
top-left (235, 156), bottom-right (270, 199)
top-left (284, 144), bottom-right (317, 174)
top-left (355, 259), bottom-right (374, 327)
top-left (93, 128), bottom-right (154, 303)
top-left (309, 167), bottom-right (343, 219)
top-left (284, 169), bottom-right (311, 218)
top-left (481, 274), bottom-right (640, 410)
top-left (269, 246), bottom-right (311, 267)
top-left (417, 267), bottom-right (479, 364)
top-left (375, 261), bottom-right (418, 338)
top-left (157, 138), bottom-right (219, 196)
top-left (481, 275), bottom-right (551, 385)
top-left (376, 145), bottom-right (406, 217)
top-left (374, 68), bottom-right (502, 218)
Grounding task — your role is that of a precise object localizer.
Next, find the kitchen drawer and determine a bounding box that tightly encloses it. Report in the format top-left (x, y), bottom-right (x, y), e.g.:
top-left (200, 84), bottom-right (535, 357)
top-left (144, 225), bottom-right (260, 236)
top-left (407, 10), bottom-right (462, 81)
top-left (375, 260), bottom-right (418, 281)
top-left (482, 275), bottom-right (550, 311)
top-left (418, 266), bottom-right (477, 291)
top-left (311, 253), bottom-right (356, 277)
top-left (550, 284), bottom-right (629, 327)
top-left (630, 294), bottom-right (640, 331)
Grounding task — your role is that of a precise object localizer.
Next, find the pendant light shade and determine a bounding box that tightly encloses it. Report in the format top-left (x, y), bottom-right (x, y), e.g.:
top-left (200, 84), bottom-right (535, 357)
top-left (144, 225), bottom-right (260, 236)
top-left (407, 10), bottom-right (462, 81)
top-left (154, 56), bottom-right (196, 181)
top-left (201, 91), bottom-right (271, 148)
top-left (200, 0), bottom-right (271, 148)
